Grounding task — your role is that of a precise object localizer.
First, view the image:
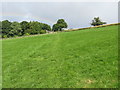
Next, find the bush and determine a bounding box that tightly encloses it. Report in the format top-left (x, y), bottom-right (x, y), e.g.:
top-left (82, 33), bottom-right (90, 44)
top-left (24, 33), bottom-right (30, 36)
top-left (2, 35), bottom-right (8, 38)
top-left (24, 29), bottom-right (32, 35)
top-left (91, 17), bottom-right (106, 26)
top-left (40, 30), bottom-right (46, 34)
top-left (14, 35), bottom-right (18, 38)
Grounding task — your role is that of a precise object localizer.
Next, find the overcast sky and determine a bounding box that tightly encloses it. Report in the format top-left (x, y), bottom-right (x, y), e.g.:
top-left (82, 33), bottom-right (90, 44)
top-left (0, 2), bottom-right (118, 28)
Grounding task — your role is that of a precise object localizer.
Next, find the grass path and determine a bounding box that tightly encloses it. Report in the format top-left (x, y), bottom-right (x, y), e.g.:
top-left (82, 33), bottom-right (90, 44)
top-left (2, 25), bottom-right (118, 88)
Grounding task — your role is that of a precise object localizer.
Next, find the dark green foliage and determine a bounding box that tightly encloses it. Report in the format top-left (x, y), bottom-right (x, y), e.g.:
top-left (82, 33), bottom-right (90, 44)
top-left (52, 19), bottom-right (68, 31)
top-left (1, 20), bottom-right (11, 32)
top-left (0, 21), bottom-right (2, 37)
top-left (41, 23), bottom-right (51, 31)
top-left (1, 20), bottom-right (12, 37)
top-left (20, 21), bottom-right (29, 35)
top-left (52, 24), bottom-right (60, 31)
top-left (0, 21), bottom-right (2, 30)
top-left (24, 33), bottom-right (30, 36)
top-left (1, 20), bottom-right (51, 38)
top-left (24, 29), bottom-right (32, 35)
top-left (40, 30), bottom-right (46, 34)
top-left (2, 35), bottom-right (7, 38)
top-left (1, 19), bottom-right (67, 38)
top-left (29, 21), bottom-right (42, 34)
top-left (91, 17), bottom-right (106, 26)
top-left (9, 22), bottom-right (23, 37)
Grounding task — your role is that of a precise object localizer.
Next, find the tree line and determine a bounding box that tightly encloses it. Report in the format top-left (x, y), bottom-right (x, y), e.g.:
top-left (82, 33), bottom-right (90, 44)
top-left (0, 17), bottom-right (106, 38)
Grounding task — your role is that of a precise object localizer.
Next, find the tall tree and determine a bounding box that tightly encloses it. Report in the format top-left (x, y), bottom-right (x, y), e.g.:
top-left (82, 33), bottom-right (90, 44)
top-left (0, 21), bottom-right (2, 34)
top-left (28, 21), bottom-right (42, 34)
top-left (52, 19), bottom-right (68, 31)
top-left (2, 20), bottom-right (12, 36)
top-left (91, 17), bottom-right (106, 26)
top-left (52, 24), bottom-right (59, 32)
top-left (41, 23), bottom-right (51, 31)
top-left (20, 21), bottom-right (29, 35)
top-left (9, 21), bottom-right (22, 37)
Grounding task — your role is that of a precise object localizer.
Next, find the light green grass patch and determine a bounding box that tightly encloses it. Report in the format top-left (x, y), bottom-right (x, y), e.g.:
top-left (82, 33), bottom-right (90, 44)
top-left (2, 25), bottom-right (118, 88)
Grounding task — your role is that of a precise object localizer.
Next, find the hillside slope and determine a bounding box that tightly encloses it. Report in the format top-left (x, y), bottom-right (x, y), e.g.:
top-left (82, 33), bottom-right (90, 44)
top-left (2, 25), bottom-right (118, 88)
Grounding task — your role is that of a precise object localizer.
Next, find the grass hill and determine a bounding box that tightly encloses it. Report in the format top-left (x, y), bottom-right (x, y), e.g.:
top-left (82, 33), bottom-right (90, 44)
top-left (2, 25), bottom-right (118, 88)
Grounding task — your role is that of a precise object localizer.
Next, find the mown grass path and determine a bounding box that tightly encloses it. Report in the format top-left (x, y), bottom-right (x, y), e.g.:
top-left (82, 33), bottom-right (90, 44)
top-left (2, 25), bottom-right (118, 88)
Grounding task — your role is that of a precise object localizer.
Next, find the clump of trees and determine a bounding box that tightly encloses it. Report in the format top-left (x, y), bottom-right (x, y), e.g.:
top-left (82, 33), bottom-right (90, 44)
top-left (0, 17), bottom-right (107, 38)
top-left (91, 17), bottom-right (106, 26)
top-left (1, 20), bottom-right (51, 38)
top-left (52, 19), bottom-right (68, 31)
top-left (1, 19), bottom-right (68, 38)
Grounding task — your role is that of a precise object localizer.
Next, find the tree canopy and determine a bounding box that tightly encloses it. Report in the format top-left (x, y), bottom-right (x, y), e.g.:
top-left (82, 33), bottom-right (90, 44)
top-left (52, 19), bottom-right (68, 31)
top-left (1, 20), bottom-right (51, 38)
top-left (10, 21), bottom-right (23, 36)
top-left (91, 17), bottom-right (106, 26)
top-left (1, 17), bottom-right (107, 38)
top-left (20, 21), bottom-right (29, 35)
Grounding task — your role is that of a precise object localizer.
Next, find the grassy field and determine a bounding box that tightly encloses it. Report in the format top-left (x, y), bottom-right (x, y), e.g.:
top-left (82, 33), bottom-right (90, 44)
top-left (2, 25), bottom-right (118, 88)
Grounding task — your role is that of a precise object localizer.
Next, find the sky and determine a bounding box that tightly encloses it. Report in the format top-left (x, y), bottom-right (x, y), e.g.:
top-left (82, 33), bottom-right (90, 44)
top-left (0, 1), bottom-right (119, 28)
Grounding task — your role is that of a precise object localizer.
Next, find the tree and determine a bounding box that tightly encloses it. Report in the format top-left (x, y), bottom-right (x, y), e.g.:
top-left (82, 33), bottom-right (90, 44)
top-left (0, 20), bottom-right (51, 38)
top-left (1, 20), bottom-right (12, 37)
top-left (9, 22), bottom-right (22, 37)
top-left (52, 24), bottom-right (59, 32)
top-left (20, 21), bottom-right (29, 35)
top-left (41, 23), bottom-right (51, 31)
top-left (91, 17), bottom-right (106, 26)
top-left (52, 19), bottom-right (68, 31)
top-left (28, 21), bottom-right (42, 34)
top-left (0, 21), bottom-right (2, 34)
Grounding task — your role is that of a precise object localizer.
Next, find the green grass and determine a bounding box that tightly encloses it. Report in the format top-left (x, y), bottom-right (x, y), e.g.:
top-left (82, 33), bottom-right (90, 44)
top-left (2, 25), bottom-right (118, 88)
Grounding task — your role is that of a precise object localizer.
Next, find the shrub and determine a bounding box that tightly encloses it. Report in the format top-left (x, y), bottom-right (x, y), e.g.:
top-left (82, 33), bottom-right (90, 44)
top-left (2, 35), bottom-right (8, 38)
top-left (40, 30), bottom-right (46, 34)
top-left (91, 17), bottom-right (106, 26)
top-left (24, 33), bottom-right (30, 36)
top-left (14, 35), bottom-right (18, 38)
